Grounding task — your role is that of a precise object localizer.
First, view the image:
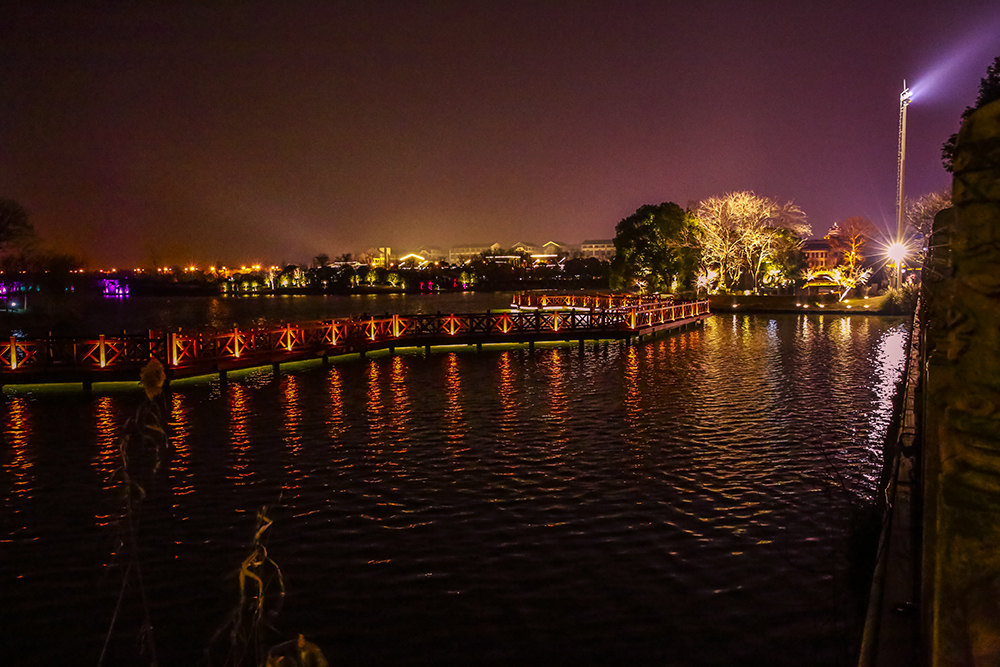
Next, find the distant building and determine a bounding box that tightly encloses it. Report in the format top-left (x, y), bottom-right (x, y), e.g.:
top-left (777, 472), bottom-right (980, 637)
top-left (369, 247), bottom-right (393, 269)
top-left (400, 246), bottom-right (445, 263)
top-left (802, 239), bottom-right (836, 270)
top-left (579, 239), bottom-right (615, 261)
top-left (449, 242), bottom-right (501, 264)
top-left (539, 241), bottom-right (570, 257)
top-left (510, 241), bottom-right (539, 256)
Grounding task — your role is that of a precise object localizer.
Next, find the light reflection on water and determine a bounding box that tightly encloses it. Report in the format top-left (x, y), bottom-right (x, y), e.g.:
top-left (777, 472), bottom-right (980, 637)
top-left (228, 382), bottom-right (252, 485)
top-left (366, 359), bottom-right (384, 444)
top-left (93, 396), bottom-right (118, 487)
top-left (168, 391), bottom-right (193, 500)
top-left (497, 351), bottom-right (517, 435)
top-left (866, 324), bottom-right (910, 470)
top-left (91, 396), bottom-right (121, 528)
top-left (281, 374), bottom-right (303, 496)
top-left (326, 365), bottom-right (346, 440)
top-left (443, 352), bottom-right (465, 444)
top-left (388, 355), bottom-right (410, 448)
top-left (623, 345), bottom-right (642, 457)
top-left (2, 397), bottom-right (32, 537)
top-left (0, 313), bottom-right (911, 666)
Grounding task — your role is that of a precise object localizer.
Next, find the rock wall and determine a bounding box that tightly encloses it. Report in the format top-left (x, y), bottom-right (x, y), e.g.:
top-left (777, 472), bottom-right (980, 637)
top-left (923, 98), bottom-right (1000, 665)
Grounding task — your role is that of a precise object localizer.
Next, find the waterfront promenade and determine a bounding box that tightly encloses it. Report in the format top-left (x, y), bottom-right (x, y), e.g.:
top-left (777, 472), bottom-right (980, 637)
top-left (0, 294), bottom-right (709, 388)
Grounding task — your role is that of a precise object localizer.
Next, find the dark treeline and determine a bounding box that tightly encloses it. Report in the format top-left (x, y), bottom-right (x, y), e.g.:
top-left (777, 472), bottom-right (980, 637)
top-left (1, 254), bottom-right (611, 300)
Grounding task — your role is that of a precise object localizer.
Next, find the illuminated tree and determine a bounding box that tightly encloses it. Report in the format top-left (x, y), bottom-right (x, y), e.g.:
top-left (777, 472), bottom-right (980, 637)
top-left (695, 191), bottom-right (809, 292)
top-left (804, 265), bottom-right (872, 302)
top-left (825, 216), bottom-right (878, 291)
top-left (759, 227), bottom-right (808, 289)
top-left (264, 266), bottom-right (278, 289)
top-left (906, 187), bottom-right (953, 237)
top-left (610, 202), bottom-right (700, 293)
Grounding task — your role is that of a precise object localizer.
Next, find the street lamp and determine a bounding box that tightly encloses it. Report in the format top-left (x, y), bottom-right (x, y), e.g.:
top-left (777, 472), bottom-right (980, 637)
top-left (886, 242), bottom-right (908, 285)
top-left (894, 82), bottom-right (912, 289)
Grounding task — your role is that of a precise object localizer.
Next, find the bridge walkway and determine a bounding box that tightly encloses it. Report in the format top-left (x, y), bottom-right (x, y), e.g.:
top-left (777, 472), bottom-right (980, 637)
top-left (0, 297), bottom-right (709, 389)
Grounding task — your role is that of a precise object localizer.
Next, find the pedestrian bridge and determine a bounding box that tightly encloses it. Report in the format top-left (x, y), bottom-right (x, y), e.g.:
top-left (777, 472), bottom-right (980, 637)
top-left (0, 294), bottom-right (709, 388)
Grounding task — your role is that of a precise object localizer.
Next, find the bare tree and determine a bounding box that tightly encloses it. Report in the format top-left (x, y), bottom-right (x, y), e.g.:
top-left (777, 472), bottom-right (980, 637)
top-left (696, 191), bottom-right (810, 292)
top-left (906, 187), bottom-right (952, 237)
top-left (825, 216), bottom-right (879, 290)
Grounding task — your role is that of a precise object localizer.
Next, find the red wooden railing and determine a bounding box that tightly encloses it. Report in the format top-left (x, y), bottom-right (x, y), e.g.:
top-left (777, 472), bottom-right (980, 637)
top-left (0, 297), bottom-right (709, 380)
top-left (511, 292), bottom-right (670, 310)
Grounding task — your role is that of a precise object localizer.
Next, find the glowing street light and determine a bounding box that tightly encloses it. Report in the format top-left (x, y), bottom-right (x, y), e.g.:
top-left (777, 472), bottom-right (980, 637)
top-left (886, 242), bottom-right (908, 268)
top-left (886, 242), bottom-right (907, 263)
top-left (894, 82), bottom-right (912, 289)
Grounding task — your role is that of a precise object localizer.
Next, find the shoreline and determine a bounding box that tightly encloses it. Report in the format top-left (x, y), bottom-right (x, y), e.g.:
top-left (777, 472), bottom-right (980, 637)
top-left (708, 294), bottom-right (908, 315)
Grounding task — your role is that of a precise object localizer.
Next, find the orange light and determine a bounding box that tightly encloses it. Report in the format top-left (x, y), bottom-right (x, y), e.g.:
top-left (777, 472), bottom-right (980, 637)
top-left (443, 314), bottom-right (461, 336)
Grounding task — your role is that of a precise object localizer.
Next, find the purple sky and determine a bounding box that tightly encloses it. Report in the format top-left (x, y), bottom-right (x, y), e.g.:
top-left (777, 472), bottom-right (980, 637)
top-left (2, 1), bottom-right (998, 267)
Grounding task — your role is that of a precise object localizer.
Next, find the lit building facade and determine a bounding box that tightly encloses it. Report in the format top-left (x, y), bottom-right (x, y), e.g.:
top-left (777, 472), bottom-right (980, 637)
top-left (397, 246), bottom-right (445, 264)
top-left (580, 239), bottom-right (615, 261)
top-left (540, 241), bottom-right (570, 257)
top-left (510, 241), bottom-right (539, 255)
top-left (802, 239), bottom-right (836, 270)
top-left (448, 243), bottom-right (501, 264)
top-left (368, 247), bottom-right (394, 268)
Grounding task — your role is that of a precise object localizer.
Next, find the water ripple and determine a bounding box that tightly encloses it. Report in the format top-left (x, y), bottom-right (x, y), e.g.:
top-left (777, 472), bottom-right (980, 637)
top-left (0, 313), bottom-right (909, 666)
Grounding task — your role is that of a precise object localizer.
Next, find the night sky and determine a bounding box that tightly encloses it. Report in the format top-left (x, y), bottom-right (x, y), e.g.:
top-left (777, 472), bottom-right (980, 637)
top-left (2, 1), bottom-right (998, 267)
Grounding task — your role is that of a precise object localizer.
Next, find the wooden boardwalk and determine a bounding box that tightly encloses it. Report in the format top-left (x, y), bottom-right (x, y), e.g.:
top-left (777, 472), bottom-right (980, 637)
top-left (0, 296), bottom-right (709, 388)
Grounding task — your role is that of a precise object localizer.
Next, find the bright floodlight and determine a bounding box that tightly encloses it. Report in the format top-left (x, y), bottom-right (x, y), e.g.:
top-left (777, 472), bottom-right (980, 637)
top-left (900, 86), bottom-right (913, 105)
top-left (886, 242), bottom-right (908, 265)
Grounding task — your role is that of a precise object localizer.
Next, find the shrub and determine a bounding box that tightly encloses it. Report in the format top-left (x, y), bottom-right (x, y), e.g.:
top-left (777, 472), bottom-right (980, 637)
top-left (880, 283), bottom-right (919, 314)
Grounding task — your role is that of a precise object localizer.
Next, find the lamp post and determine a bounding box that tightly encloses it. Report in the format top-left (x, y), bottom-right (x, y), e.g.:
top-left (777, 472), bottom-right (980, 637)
top-left (894, 82), bottom-right (912, 289)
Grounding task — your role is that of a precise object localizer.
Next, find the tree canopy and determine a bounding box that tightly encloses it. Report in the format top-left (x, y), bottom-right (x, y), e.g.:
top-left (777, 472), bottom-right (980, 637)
top-left (610, 193), bottom-right (810, 294)
top-left (695, 191), bottom-right (809, 292)
top-left (942, 56), bottom-right (1000, 172)
top-left (0, 198), bottom-right (35, 257)
top-left (610, 202), bottom-right (700, 293)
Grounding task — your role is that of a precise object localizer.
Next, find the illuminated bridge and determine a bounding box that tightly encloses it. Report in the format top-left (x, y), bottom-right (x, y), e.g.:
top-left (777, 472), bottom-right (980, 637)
top-left (0, 295), bottom-right (709, 389)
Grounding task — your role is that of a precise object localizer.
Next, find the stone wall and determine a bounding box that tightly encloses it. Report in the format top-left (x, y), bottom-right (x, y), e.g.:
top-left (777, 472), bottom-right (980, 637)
top-left (922, 98), bottom-right (1000, 665)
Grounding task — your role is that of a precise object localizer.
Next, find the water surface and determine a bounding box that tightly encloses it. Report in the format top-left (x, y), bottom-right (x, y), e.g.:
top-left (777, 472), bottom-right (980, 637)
top-left (0, 313), bottom-right (909, 666)
top-left (3, 291), bottom-right (516, 336)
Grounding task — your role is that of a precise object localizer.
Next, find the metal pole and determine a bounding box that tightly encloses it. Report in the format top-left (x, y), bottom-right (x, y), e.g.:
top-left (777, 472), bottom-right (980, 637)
top-left (895, 83), bottom-right (912, 289)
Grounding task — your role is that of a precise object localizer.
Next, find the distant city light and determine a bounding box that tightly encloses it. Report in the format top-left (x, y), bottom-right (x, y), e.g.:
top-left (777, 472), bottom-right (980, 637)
top-left (100, 279), bottom-right (129, 298)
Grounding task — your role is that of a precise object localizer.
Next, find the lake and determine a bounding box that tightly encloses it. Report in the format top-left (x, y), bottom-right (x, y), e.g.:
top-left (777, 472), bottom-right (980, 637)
top-left (0, 305), bottom-right (909, 666)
